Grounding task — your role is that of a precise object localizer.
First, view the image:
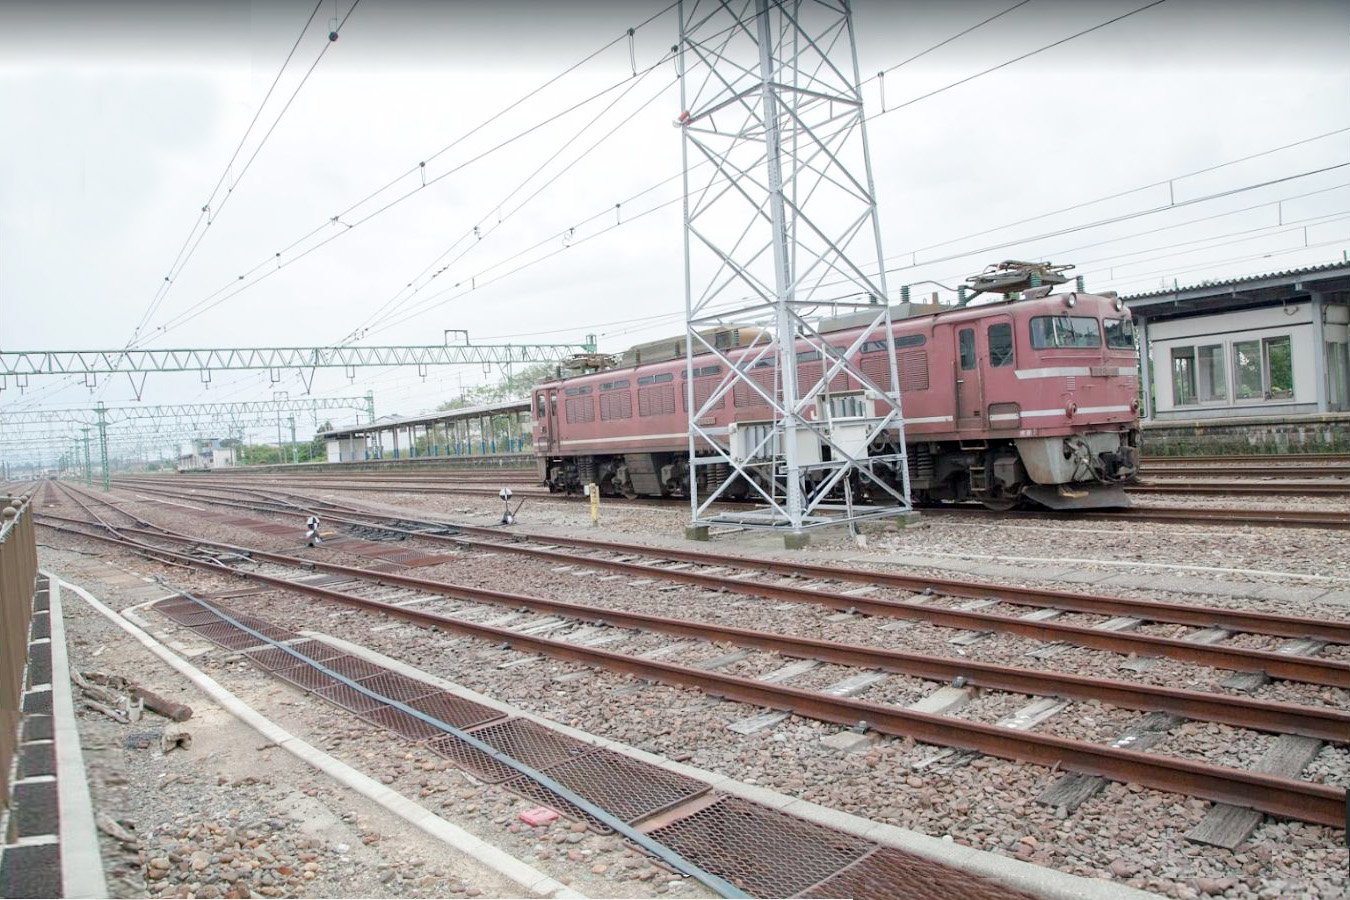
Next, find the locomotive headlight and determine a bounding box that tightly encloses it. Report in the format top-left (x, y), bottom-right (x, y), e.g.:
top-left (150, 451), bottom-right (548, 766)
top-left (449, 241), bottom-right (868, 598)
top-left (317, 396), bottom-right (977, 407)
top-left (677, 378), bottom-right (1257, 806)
top-left (1064, 294), bottom-right (1076, 309)
top-left (1115, 296), bottom-right (1125, 311)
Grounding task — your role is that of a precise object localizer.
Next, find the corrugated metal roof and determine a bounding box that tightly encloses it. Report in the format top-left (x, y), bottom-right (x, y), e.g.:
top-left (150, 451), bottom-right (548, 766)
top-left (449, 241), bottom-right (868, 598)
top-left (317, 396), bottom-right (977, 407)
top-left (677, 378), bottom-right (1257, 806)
top-left (320, 398), bottom-right (529, 438)
top-left (1123, 259), bottom-right (1350, 301)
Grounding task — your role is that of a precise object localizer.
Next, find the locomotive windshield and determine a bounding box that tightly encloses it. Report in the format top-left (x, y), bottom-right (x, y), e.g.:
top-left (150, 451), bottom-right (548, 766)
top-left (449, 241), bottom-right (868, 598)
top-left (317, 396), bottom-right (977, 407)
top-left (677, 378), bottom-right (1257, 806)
top-left (1104, 317), bottom-right (1136, 350)
top-left (1029, 316), bottom-right (1101, 349)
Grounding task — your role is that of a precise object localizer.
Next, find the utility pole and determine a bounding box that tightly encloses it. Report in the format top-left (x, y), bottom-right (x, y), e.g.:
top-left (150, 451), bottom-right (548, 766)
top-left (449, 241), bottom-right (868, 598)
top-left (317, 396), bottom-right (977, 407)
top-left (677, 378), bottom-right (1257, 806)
top-left (95, 401), bottom-right (110, 490)
top-left (289, 416), bottom-right (298, 463)
top-left (81, 428), bottom-right (91, 486)
top-left (677, 0), bottom-right (911, 545)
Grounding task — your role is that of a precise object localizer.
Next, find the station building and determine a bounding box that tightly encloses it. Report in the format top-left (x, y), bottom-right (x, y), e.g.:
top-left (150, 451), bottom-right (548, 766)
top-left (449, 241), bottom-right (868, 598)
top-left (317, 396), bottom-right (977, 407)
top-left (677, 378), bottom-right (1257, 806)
top-left (320, 400), bottom-right (531, 463)
top-left (1125, 261), bottom-right (1350, 452)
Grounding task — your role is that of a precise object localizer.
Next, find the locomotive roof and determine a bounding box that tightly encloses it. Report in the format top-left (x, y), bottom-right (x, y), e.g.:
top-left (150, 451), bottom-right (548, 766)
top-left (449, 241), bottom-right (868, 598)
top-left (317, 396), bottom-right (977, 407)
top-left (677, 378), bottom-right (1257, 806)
top-left (537, 290), bottom-right (1124, 388)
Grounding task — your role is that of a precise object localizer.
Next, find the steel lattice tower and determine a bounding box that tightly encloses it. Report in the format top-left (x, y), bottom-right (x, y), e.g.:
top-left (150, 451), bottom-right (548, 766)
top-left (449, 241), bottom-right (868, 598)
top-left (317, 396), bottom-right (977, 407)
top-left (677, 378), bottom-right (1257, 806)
top-left (677, 0), bottom-right (912, 537)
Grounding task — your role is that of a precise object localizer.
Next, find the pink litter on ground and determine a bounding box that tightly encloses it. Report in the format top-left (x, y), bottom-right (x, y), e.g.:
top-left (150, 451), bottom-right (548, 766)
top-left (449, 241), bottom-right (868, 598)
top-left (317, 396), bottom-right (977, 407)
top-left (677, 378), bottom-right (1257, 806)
top-left (519, 806), bottom-right (560, 826)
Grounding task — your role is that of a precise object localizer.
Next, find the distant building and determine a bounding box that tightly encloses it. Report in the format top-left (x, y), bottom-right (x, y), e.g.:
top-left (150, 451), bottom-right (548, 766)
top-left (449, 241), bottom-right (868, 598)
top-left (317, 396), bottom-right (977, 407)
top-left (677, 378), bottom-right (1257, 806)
top-left (177, 440), bottom-right (237, 471)
top-left (1125, 261), bottom-right (1350, 451)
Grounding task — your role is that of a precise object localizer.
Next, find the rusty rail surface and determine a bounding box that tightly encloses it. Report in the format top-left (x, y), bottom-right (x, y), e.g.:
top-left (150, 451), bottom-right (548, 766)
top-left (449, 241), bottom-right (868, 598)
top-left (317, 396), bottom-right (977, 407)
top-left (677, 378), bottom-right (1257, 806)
top-left (113, 469), bottom-right (1350, 530)
top-left (40, 509), bottom-right (1350, 743)
top-left (30, 515), bottom-right (1350, 830)
top-left (85, 479), bottom-right (1350, 647)
top-left (0, 493), bottom-right (38, 809)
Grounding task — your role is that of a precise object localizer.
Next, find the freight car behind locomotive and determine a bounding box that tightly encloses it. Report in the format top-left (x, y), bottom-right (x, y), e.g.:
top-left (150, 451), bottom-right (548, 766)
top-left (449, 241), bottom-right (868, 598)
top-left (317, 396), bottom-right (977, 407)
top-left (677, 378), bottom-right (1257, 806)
top-left (532, 288), bottom-right (1140, 510)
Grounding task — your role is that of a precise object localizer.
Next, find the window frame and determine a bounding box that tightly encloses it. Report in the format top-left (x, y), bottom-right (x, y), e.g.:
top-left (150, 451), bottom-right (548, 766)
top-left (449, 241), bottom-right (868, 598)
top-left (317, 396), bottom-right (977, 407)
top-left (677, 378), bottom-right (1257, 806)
top-left (1029, 315), bottom-right (1103, 350)
top-left (1104, 317), bottom-right (1136, 350)
top-left (958, 328), bottom-right (976, 371)
top-left (987, 322), bottom-right (1014, 368)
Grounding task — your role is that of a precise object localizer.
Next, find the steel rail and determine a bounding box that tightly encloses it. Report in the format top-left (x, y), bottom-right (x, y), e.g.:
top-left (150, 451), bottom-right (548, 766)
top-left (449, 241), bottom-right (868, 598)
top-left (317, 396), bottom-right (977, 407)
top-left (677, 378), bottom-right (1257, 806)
top-left (98, 478), bottom-right (1350, 647)
top-left (112, 473), bottom-right (1350, 529)
top-left (929, 505), bottom-right (1350, 529)
top-left (77, 496), bottom-right (1350, 690)
top-left (78, 479), bottom-right (1350, 690)
top-left (37, 508), bottom-right (1350, 744)
top-left (1141, 466), bottom-right (1349, 478)
top-left (29, 516), bottom-right (1350, 830)
top-left (1132, 482), bottom-right (1350, 497)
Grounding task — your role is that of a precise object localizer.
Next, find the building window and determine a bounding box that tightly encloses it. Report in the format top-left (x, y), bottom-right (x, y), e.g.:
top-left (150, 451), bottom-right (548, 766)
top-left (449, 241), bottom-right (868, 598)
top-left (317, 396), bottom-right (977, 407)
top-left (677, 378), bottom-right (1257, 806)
top-left (1233, 341), bottom-right (1261, 400)
top-left (1328, 342), bottom-right (1349, 410)
top-left (1171, 347), bottom-right (1195, 406)
top-left (958, 328), bottom-right (976, 370)
top-left (988, 323), bottom-right (1013, 367)
top-left (1234, 336), bottom-right (1294, 402)
top-left (1029, 316), bottom-right (1101, 349)
top-left (1264, 336), bottom-right (1293, 400)
top-left (1171, 344), bottom-right (1226, 406)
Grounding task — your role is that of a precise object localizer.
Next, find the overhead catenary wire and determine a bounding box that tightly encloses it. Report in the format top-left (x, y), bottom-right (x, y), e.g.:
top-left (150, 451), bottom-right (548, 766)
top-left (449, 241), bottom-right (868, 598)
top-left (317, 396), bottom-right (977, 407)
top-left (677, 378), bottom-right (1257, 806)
top-left (359, 161), bottom-right (1350, 341)
top-left (869, 0), bottom-right (1169, 120)
top-left (121, 0), bottom-right (1229, 353)
top-left (13, 2), bottom-right (1339, 418)
top-left (341, 67), bottom-right (677, 344)
top-left (128, 0), bottom-right (1054, 351)
top-left (872, 0), bottom-right (1033, 79)
top-left (144, 45), bottom-right (683, 345)
top-left (128, 0), bottom-right (357, 349)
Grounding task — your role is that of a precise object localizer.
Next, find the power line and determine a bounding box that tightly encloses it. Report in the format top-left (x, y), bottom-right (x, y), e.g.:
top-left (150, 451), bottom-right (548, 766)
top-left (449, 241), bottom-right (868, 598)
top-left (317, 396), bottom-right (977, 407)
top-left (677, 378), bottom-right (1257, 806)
top-left (1101, 237), bottom-right (1350, 292)
top-left (345, 71), bottom-right (677, 343)
top-left (143, 44), bottom-right (682, 345)
top-left (873, 0), bottom-right (1169, 118)
top-left (875, 0), bottom-right (1033, 78)
top-left (128, 0), bottom-right (351, 346)
top-left (121, 0), bottom-right (1183, 350)
top-left (900, 125), bottom-right (1350, 259)
top-left (881, 162), bottom-right (1350, 276)
top-left (342, 64), bottom-right (672, 342)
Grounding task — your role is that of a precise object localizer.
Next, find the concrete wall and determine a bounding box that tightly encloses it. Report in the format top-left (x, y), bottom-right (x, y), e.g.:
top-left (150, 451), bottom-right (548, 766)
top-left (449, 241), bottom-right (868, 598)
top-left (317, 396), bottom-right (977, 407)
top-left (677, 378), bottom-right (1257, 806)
top-left (1142, 412), bottom-right (1350, 455)
top-left (325, 437), bottom-right (370, 463)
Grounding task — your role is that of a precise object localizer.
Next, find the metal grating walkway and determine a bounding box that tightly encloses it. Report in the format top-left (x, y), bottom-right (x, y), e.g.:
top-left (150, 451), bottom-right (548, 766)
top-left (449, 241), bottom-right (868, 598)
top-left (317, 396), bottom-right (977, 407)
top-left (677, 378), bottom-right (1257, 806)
top-left (151, 595), bottom-right (1050, 900)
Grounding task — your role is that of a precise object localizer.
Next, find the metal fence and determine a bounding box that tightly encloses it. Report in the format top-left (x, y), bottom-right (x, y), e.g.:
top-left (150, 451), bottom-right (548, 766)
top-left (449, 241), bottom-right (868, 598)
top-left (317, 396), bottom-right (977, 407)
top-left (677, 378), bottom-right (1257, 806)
top-left (0, 493), bottom-right (38, 809)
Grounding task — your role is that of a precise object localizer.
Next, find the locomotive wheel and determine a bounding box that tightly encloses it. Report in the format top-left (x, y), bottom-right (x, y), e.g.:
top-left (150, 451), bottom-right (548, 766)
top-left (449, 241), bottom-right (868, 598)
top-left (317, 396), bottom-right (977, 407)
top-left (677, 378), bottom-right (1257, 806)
top-left (979, 495), bottom-right (1020, 512)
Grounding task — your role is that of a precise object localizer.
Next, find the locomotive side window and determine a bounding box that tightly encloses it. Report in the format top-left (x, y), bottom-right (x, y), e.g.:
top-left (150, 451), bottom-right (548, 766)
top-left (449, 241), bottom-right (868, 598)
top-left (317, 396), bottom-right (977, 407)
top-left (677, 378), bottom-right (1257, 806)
top-left (988, 323), bottom-right (1014, 367)
top-left (958, 329), bottom-right (976, 370)
top-left (1104, 317), bottom-right (1136, 349)
top-left (1030, 316), bottom-right (1101, 349)
top-left (861, 334), bottom-right (925, 353)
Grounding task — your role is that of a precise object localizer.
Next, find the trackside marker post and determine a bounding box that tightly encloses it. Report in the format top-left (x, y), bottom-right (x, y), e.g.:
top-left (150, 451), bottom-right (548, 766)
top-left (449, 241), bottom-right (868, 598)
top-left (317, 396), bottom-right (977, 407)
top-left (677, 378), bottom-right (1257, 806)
top-left (586, 482), bottom-right (599, 527)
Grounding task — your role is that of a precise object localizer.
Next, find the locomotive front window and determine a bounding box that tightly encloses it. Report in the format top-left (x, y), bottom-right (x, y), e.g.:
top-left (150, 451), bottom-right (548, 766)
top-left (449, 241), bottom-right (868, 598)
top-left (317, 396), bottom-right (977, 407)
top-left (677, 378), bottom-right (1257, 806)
top-left (988, 323), bottom-right (1014, 367)
top-left (1104, 317), bottom-right (1135, 349)
top-left (1030, 316), bottom-right (1101, 349)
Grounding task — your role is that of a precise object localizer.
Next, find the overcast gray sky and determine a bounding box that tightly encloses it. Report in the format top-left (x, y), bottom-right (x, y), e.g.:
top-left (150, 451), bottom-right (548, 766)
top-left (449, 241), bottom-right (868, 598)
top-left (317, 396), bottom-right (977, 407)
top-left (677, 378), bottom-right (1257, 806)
top-left (1, 0), bottom-right (1347, 458)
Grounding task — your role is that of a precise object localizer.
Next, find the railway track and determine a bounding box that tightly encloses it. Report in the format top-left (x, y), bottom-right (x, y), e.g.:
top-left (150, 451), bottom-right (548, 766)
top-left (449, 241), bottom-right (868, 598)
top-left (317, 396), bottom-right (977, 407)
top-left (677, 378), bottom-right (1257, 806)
top-left (35, 480), bottom-right (1350, 834)
top-left (113, 472), bottom-right (1350, 529)
top-left (1141, 453), bottom-right (1350, 467)
top-left (1130, 480), bottom-right (1349, 497)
